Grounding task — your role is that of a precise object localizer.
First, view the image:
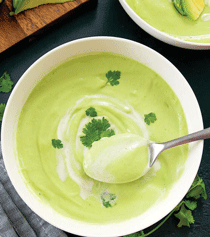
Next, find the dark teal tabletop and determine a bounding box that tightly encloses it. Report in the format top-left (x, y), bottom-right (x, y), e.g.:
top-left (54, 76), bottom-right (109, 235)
top-left (0, 1), bottom-right (209, 236)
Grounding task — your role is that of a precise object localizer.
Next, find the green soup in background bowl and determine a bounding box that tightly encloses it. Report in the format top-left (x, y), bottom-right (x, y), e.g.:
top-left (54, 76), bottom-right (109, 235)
top-left (1, 37), bottom-right (203, 236)
top-left (119, 0), bottom-right (210, 49)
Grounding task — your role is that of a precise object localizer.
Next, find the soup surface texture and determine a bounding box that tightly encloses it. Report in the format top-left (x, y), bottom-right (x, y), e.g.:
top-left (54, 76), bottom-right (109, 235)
top-left (16, 52), bottom-right (188, 223)
top-left (126, 0), bottom-right (210, 43)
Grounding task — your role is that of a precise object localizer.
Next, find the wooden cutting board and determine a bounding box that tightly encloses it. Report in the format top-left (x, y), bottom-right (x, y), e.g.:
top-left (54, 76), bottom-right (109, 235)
top-left (0, 0), bottom-right (95, 53)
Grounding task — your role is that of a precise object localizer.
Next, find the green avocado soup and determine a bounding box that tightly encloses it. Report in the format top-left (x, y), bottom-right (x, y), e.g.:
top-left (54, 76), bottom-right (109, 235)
top-left (126, 0), bottom-right (210, 43)
top-left (16, 52), bottom-right (188, 223)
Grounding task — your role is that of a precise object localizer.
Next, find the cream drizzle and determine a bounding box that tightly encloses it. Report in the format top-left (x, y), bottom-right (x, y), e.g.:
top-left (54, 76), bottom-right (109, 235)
top-left (56, 95), bottom-right (150, 199)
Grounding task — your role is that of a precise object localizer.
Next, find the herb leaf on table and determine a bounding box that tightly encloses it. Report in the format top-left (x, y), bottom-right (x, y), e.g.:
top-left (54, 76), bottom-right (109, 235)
top-left (174, 203), bottom-right (195, 227)
top-left (186, 174), bottom-right (207, 200)
top-left (0, 72), bottom-right (13, 93)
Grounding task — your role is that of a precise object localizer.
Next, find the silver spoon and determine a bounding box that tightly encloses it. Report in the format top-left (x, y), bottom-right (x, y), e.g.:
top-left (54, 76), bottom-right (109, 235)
top-left (149, 127), bottom-right (210, 167)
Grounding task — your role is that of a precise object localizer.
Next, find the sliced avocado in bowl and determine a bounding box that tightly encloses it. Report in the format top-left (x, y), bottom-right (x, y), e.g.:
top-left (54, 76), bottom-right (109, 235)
top-left (172, 0), bottom-right (205, 20)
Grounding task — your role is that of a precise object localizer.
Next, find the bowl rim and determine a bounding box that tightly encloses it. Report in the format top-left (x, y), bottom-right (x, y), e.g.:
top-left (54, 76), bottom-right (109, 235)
top-left (119, 0), bottom-right (210, 49)
top-left (1, 36), bottom-right (204, 237)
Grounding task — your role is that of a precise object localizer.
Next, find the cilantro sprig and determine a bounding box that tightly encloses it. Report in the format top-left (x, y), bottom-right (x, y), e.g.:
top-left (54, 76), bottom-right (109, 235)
top-left (0, 72), bottom-right (13, 121)
top-left (101, 191), bottom-right (117, 208)
top-left (0, 72), bottom-right (13, 93)
top-left (186, 174), bottom-right (207, 200)
top-left (52, 139), bottom-right (63, 149)
top-left (144, 112), bottom-right (157, 125)
top-left (85, 107), bottom-right (97, 117)
top-left (174, 201), bottom-right (195, 228)
top-left (106, 70), bottom-right (121, 86)
top-left (125, 175), bottom-right (207, 236)
top-left (80, 117), bottom-right (115, 148)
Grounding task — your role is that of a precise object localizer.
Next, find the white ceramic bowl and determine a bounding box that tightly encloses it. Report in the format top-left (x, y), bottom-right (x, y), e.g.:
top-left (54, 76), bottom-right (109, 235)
top-left (1, 37), bottom-right (204, 237)
top-left (119, 0), bottom-right (210, 49)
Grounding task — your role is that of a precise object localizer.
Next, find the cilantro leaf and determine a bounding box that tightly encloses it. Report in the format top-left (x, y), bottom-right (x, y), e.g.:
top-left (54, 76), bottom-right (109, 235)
top-left (144, 112), bottom-right (157, 125)
top-left (106, 70), bottom-right (121, 86)
top-left (184, 200), bottom-right (197, 211)
top-left (174, 203), bottom-right (194, 228)
top-left (102, 198), bottom-right (112, 208)
top-left (173, 175), bottom-right (207, 229)
top-left (0, 72), bottom-right (13, 93)
top-left (101, 129), bottom-right (115, 138)
top-left (186, 175), bottom-right (207, 200)
top-left (52, 139), bottom-right (63, 149)
top-left (80, 117), bottom-right (115, 148)
top-left (0, 103), bottom-right (6, 121)
top-left (101, 191), bottom-right (117, 208)
top-left (85, 107), bottom-right (97, 117)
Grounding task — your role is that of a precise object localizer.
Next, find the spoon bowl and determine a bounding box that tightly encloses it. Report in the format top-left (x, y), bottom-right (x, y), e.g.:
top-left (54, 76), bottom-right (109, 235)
top-left (84, 128), bottom-right (210, 184)
top-left (83, 133), bottom-right (150, 184)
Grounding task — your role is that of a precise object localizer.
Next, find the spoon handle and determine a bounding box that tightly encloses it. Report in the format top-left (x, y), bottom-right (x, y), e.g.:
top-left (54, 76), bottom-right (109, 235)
top-left (164, 127), bottom-right (210, 151)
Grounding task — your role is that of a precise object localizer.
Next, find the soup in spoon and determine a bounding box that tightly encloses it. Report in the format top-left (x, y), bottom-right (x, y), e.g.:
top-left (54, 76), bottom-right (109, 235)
top-left (83, 133), bottom-right (150, 183)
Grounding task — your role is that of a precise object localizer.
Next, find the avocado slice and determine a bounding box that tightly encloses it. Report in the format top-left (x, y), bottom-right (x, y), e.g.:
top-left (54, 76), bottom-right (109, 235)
top-left (13, 0), bottom-right (19, 9)
top-left (172, 0), bottom-right (205, 20)
top-left (13, 0), bottom-right (74, 15)
top-left (172, 0), bottom-right (187, 16)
